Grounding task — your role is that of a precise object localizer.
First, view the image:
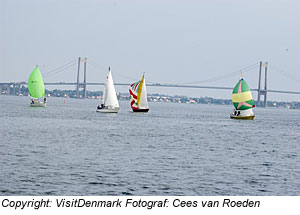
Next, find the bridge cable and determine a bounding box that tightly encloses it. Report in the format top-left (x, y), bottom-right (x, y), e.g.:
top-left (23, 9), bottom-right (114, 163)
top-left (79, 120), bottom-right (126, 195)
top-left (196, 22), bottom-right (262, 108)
top-left (269, 64), bottom-right (300, 83)
top-left (43, 58), bottom-right (78, 76)
top-left (88, 58), bottom-right (139, 82)
top-left (176, 62), bottom-right (260, 85)
top-left (44, 62), bottom-right (77, 78)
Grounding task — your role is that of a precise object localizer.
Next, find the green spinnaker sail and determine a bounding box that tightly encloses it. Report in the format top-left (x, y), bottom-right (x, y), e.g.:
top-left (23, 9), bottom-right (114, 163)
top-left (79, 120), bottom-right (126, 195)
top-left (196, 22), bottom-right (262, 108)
top-left (28, 66), bottom-right (45, 98)
top-left (232, 78), bottom-right (254, 110)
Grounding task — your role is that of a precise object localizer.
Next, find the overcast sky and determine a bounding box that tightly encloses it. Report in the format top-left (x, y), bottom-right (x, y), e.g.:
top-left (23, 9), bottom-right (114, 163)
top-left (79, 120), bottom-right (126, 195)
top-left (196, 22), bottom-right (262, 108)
top-left (1, 0), bottom-right (300, 101)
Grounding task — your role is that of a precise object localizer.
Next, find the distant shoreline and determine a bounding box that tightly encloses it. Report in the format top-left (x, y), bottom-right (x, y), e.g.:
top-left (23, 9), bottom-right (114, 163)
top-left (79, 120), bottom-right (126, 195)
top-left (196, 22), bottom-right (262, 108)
top-left (1, 86), bottom-right (300, 110)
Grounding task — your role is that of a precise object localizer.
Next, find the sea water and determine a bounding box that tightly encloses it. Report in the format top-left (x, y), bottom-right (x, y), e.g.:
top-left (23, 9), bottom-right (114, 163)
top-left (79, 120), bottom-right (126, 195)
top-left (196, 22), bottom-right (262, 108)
top-left (0, 96), bottom-right (300, 195)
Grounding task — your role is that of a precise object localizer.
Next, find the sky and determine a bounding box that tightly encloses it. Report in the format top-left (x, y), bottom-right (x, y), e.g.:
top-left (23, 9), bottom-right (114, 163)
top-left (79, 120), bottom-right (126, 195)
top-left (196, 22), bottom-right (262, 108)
top-left (1, 0), bottom-right (300, 101)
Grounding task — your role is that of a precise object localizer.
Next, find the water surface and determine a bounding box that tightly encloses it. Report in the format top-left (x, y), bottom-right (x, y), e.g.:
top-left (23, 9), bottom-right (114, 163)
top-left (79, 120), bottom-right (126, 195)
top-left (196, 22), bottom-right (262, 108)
top-left (1, 96), bottom-right (300, 195)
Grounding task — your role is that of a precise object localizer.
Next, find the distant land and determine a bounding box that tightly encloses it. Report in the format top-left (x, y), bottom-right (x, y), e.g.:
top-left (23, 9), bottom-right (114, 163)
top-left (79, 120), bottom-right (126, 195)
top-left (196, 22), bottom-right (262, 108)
top-left (1, 86), bottom-right (300, 109)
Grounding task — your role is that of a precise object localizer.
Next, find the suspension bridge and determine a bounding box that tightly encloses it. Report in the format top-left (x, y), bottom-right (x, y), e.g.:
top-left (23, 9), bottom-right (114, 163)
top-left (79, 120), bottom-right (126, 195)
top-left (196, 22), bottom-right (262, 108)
top-left (1, 57), bottom-right (300, 107)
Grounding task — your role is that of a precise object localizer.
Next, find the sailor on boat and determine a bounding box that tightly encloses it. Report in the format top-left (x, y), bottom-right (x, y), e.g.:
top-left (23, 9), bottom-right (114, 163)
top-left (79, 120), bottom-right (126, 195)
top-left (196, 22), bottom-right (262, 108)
top-left (233, 110), bottom-right (240, 116)
top-left (97, 104), bottom-right (104, 110)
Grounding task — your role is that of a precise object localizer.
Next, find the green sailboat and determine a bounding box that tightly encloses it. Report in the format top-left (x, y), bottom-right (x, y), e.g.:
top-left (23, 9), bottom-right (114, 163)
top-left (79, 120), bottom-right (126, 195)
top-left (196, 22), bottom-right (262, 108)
top-left (28, 66), bottom-right (46, 107)
top-left (230, 77), bottom-right (255, 120)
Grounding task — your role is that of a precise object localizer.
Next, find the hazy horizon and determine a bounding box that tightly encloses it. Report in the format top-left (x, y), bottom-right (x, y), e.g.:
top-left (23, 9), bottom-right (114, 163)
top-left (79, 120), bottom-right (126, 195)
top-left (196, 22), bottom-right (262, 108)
top-left (1, 0), bottom-right (300, 101)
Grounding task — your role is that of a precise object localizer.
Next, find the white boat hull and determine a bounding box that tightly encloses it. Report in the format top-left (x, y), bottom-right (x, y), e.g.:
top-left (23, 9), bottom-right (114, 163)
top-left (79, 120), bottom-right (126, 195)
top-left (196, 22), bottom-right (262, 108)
top-left (30, 102), bottom-right (46, 107)
top-left (230, 108), bottom-right (255, 120)
top-left (96, 107), bottom-right (119, 113)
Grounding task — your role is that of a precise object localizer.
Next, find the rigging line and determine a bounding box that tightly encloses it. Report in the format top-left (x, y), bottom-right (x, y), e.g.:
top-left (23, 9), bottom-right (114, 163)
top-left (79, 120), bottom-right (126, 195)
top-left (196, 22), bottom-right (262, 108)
top-left (177, 63), bottom-right (259, 85)
top-left (44, 62), bottom-right (77, 78)
top-left (43, 58), bottom-right (78, 75)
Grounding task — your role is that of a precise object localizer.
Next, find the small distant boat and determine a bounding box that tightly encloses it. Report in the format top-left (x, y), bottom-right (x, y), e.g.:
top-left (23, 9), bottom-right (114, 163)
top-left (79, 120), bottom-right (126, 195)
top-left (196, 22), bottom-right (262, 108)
top-left (96, 67), bottom-right (120, 113)
top-left (28, 66), bottom-right (46, 107)
top-left (230, 77), bottom-right (255, 120)
top-left (129, 74), bottom-right (149, 112)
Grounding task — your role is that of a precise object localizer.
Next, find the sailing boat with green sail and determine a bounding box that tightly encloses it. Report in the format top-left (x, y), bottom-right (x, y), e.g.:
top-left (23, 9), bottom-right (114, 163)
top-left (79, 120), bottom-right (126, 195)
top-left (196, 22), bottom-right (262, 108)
top-left (28, 66), bottom-right (46, 107)
top-left (230, 77), bottom-right (255, 120)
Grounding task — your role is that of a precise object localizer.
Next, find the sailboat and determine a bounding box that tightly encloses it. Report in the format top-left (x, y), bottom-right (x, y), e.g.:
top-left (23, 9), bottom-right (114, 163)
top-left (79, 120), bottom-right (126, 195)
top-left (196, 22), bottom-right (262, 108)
top-left (129, 74), bottom-right (149, 112)
top-left (230, 77), bottom-right (255, 120)
top-left (28, 66), bottom-right (46, 107)
top-left (96, 67), bottom-right (120, 113)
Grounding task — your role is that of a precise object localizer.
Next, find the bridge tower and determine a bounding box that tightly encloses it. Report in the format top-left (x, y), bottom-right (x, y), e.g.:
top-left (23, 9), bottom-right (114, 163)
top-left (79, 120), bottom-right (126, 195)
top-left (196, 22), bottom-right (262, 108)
top-left (257, 61), bottom-right (268, 107)
top-left (76, 57), bottom-right (87, 98)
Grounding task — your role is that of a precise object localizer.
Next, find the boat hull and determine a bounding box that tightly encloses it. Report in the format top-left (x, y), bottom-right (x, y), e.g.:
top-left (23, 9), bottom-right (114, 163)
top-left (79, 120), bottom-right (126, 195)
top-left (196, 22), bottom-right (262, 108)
top-left (132, 108), bottom-right (149, 112)
top-left (30, 102), bottom-right (46, 107)
top-left (230, 114), bottom-right (255, 120)
top-left (230, 108), bottom-right (254, 120)
top-left (96, 107), bottom-right (119, 113)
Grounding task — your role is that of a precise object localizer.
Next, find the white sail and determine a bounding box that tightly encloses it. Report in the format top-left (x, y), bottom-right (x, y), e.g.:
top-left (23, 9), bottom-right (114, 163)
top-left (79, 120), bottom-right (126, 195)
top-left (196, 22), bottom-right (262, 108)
top-left (102, 82), bottom-right (106, 105)
top-left (103, 69), bottom-right (119, 108)
top-left (138, 77), bottom-right (149, 109)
